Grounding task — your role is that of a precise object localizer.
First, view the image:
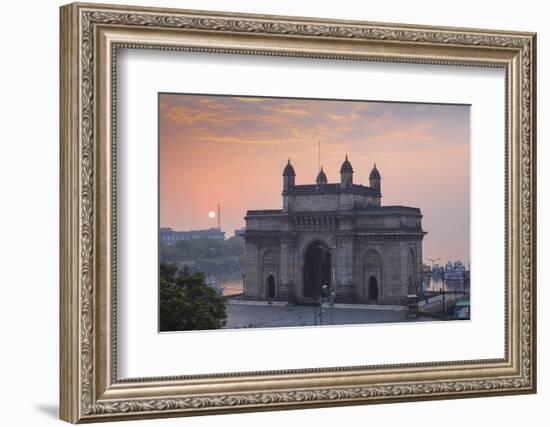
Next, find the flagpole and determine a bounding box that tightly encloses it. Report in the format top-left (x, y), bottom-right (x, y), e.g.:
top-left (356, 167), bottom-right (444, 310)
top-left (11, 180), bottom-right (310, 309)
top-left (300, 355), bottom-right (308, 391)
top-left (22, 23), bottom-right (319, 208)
top-left (317, 141), bottom-right (321, 171)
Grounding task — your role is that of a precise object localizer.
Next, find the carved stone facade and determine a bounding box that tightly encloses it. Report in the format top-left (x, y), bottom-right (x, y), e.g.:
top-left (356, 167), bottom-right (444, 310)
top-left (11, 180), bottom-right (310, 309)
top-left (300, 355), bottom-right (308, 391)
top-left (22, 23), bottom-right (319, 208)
top-left (244, 158), bottom-right (426, 305)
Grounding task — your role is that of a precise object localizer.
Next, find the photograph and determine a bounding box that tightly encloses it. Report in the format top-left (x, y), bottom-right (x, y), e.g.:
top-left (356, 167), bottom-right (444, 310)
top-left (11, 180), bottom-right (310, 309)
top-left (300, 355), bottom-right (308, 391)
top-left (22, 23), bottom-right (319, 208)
top-left (56, 2), bottom-right (536, 422)
top-left (159, 93), bottom-right (471, 332)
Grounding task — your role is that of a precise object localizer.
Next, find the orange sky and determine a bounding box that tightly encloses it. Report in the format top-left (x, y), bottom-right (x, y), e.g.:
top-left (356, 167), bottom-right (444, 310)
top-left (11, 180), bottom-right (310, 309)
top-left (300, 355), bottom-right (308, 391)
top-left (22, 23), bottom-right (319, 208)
top-left (160, 93), bottom-right (470, 265)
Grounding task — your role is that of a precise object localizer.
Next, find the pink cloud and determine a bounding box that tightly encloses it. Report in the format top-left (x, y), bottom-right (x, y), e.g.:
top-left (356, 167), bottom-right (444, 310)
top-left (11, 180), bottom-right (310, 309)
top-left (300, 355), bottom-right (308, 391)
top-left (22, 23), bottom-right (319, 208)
top-left (160, 94), bottom-right (470, 263)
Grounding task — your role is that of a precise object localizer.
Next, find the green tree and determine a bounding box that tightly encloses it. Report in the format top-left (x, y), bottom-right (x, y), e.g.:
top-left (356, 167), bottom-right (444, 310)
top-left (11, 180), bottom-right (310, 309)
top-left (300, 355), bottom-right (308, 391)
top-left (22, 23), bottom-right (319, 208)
top-left (159, 262), bottom-right (227, 331)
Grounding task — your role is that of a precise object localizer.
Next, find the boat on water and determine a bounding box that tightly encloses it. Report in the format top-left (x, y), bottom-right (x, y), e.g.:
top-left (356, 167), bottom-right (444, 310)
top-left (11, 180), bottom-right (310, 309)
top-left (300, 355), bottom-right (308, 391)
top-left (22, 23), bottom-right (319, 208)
top-left (444, 271), bottom-right (465, 281)
top-left (450, 299), bottom-right (470, 320)
top-left (443, 260), bottom-right (466, 282)
top-left (432, 269), bottom-right (444, 279)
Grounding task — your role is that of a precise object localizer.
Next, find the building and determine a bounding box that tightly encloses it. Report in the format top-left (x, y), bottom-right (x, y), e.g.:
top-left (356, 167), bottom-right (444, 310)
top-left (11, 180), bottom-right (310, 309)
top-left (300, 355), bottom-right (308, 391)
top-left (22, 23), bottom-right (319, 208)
top-left (243, 157), bottom-right (426, 305)
top-left (234, 227), bottom-right (246, 239)
top-left (444, 260), bottom-right (467, 281)
top-left (160, 227), bottom-right (225, 245)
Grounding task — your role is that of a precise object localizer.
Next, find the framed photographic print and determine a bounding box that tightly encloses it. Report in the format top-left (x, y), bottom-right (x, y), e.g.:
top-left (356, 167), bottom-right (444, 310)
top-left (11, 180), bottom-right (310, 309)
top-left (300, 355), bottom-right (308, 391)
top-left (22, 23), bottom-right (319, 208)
top-left (60, 2), bottom-right (537, 423)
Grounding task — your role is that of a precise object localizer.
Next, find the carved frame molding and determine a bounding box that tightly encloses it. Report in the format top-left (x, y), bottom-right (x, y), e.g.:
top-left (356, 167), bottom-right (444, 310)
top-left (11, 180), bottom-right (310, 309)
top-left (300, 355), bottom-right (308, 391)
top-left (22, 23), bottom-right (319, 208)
top-left (60, 2), bottom-right (536, 423)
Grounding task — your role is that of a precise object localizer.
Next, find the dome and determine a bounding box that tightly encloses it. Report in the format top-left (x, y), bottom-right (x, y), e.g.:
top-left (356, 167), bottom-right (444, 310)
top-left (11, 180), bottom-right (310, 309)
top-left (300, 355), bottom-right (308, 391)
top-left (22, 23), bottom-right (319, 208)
top-left (282, 159), bottom-right (295, 176)
top-left (340, 155), bottom-right (353, 173)
top-left (316, 167), bottom-right (328, 184)
top-left (369, 163), bottom-right (381, 180)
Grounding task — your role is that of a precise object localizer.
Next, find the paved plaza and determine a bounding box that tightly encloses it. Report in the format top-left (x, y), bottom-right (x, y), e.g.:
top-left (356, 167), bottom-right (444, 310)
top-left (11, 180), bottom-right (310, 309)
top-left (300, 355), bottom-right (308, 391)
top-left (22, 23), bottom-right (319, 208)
top-left (223, 301), bottom-right (432, 329)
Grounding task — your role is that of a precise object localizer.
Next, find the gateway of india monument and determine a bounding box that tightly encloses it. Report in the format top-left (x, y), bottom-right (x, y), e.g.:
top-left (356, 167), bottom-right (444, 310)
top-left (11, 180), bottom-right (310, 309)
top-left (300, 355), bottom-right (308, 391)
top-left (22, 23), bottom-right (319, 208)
top-left (243, 156), bottom-right (427, 305)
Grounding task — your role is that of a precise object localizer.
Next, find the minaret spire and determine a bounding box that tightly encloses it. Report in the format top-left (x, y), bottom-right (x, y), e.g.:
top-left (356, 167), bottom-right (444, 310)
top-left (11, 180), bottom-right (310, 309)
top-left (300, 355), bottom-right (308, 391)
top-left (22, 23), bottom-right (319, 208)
top-left (340, 155), bottom-right (353, 189)
top-left (369, 162), bottom-right (381, 193)
top-left (282, 158), bottom-right (296, 191)
top-left (316, 164), bottom-right (328, 189)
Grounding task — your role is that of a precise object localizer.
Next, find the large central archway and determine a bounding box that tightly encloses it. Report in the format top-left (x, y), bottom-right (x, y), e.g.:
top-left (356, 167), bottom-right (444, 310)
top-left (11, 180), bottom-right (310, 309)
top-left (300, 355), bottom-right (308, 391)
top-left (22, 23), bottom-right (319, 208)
top-left (303, 241), bottom-right (331, 300)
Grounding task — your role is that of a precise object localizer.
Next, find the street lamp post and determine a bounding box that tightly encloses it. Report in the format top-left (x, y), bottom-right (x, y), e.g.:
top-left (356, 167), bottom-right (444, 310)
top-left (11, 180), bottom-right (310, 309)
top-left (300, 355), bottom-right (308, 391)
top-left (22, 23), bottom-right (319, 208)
top-left (329, 291), bottom-right (335, 325)
top-left (442, 275), bottom-right (446, 320)
top-left (316, 245), bottom-right (336, 327)
top-left (313, 297), bottom-right (318, 326)
top-left (320, 284), bottom-right (330, 326)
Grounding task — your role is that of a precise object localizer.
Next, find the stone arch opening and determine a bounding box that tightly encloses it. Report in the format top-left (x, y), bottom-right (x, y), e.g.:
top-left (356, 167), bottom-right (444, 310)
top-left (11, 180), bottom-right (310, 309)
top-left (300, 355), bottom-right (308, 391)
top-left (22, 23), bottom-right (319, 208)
top-left (262, 249), bottom-right (279, 300)
top-left (368, 275), bottom-right (379, 301)
top-left (266, 274), bottom-right (276, 299)
top-left (303, 241), bottom-right (331, 300)
top-left (364, 249), bottom-right (382, 302)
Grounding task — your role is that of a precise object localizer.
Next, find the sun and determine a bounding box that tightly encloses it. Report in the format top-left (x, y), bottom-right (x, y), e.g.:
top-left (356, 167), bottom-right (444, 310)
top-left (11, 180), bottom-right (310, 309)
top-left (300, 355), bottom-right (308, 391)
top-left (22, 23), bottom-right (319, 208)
top-left (208, 211), bottom-right (216, 218)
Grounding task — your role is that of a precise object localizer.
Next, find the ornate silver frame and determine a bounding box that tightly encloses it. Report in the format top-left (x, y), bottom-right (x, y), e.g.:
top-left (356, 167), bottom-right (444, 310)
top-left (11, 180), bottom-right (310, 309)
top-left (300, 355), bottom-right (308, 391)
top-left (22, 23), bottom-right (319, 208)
top-left (60, 2), bottom-right (537, 423)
